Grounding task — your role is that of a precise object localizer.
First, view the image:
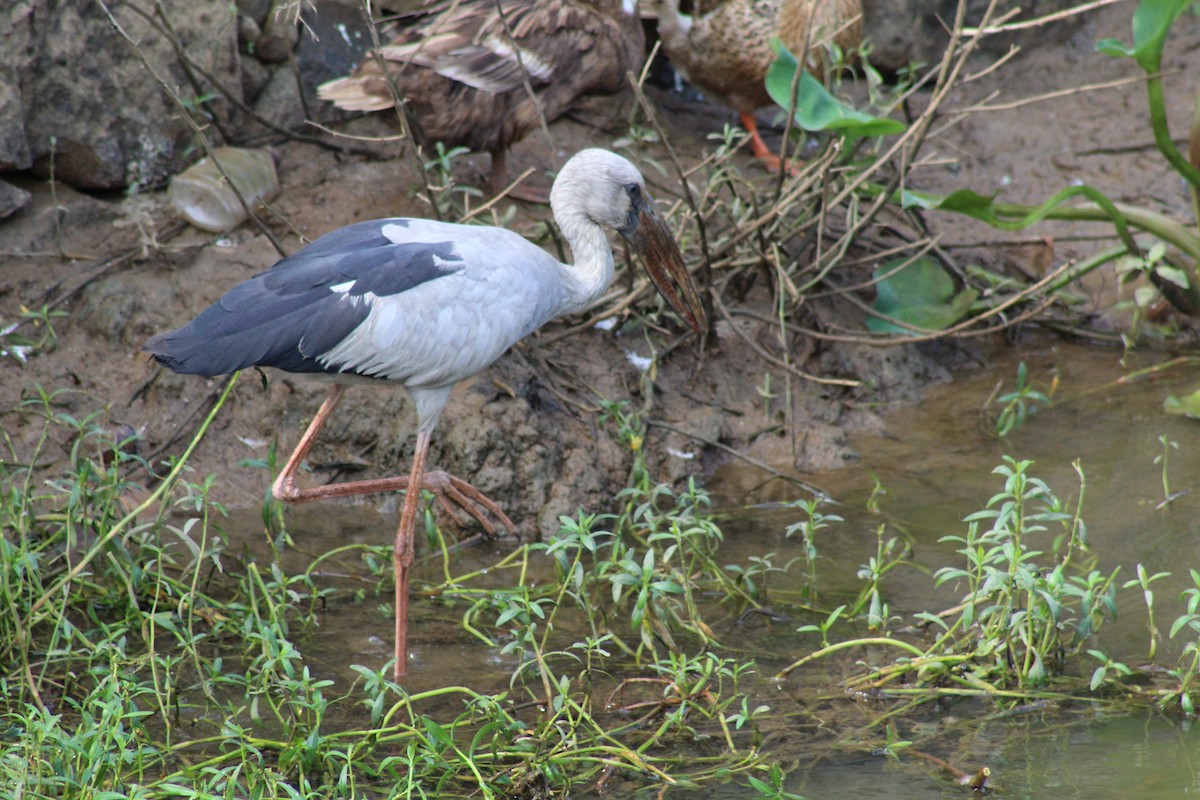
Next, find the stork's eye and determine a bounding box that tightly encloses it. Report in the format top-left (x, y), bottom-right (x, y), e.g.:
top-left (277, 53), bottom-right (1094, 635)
top-left (625, 183), bottom-right (641, 202)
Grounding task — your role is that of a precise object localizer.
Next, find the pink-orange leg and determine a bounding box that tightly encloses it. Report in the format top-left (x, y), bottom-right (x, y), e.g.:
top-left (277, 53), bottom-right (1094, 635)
top-left (272, 385), bottom-right (516, 678)
top-left (739, 112), bottom-right (804, 175)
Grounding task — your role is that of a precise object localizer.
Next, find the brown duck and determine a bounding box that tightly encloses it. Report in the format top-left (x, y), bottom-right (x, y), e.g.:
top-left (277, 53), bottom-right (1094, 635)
top-left (318, 0), bottom-right (645, 202)
top-left (652, 0), bottom-right (863, 170)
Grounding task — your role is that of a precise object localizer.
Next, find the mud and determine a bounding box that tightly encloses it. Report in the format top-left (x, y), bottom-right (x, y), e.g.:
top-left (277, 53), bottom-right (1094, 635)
top-left (1, 1), bottom-right (1191, 537)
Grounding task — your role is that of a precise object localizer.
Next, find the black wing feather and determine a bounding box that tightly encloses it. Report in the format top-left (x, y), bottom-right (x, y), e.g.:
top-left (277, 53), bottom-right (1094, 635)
top-left (145, 221), bottom-right (463, 378)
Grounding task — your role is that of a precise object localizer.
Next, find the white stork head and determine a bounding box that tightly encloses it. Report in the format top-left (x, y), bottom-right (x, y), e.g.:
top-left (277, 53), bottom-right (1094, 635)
top-left (550, 149), bottom-right (706, 333)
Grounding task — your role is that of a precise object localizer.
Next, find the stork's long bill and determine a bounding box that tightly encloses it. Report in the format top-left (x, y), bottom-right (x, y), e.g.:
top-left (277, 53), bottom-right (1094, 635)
top-left (622, 200), bottom-right (707, 334)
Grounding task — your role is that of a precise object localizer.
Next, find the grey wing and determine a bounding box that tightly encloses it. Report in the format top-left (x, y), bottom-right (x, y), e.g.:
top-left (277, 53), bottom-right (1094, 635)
top-left (143, 220), bottom-right (466, 379)
top-left (316, 225), bottom-right (569, 388)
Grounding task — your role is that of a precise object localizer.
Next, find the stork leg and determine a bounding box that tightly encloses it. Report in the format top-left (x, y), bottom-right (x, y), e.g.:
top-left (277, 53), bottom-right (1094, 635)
top-left (271, 386), bottom-right (515, 533)
top-left (272, 384), bottom-right (346, 502)
top-left (270, 385), bottom-right (517, 678)
top-left (393, 429), bottom-right (430, 678)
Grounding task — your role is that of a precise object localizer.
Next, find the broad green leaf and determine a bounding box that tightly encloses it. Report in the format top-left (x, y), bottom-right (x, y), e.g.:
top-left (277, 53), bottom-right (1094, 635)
top-left (1149, 261), bottom-right (1200, 316)
top-left (765, 39), bottom-right (906, 136)
top-left (867, 256), bottom-right (979, 335)
top-left (1163, 389), bottom-right (1200, 418)
top-left (1096, 0), bottom-right (1191, 71)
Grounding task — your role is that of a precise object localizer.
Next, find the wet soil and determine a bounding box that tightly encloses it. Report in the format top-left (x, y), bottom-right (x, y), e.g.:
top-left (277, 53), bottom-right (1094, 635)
top-left (2, 1), bottom-right (1196, 534)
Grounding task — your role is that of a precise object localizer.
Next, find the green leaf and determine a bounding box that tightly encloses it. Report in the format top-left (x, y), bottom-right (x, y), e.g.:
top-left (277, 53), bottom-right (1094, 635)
top-left (421, 716), bottom-right (454, 747)
top-left (900, 183), bottom-right (1142, 259)
top-left (1096, 0), bottom-right (1191, 71)
top-left (765, 39), bottom-right (906, 136)
top-left (1163, 388), bottom-right (1200, 419)
top-left (867, 256), bottom-right (979, 335)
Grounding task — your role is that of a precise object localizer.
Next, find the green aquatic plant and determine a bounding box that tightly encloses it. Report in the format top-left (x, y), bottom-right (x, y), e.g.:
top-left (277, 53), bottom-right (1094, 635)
top-left (1124, 562), bottom-right (1170, 662)
top-left (1165, 569), bottom-right (1200, 714)
top-left (724, 551), bottom-right (796, 604)
top-left (764, 40), bottom-right (907, 144)
top-left (239, 438), bottom-right (288, 538)
top-left (796, 604), bottom-right (846, 650)
top-left (0, 386), bottom-right (774, 798)
top-left (866, 256), bottom-right (979, 336)
top-left (989, 361), bottom-right (1052, 437)
top-left (746, 763), bottom-right (808, 800)
top-left (598, 396), bottom-right (650, 490)
top-left (606, 477), bottom-right (746, 658)
top-left (932, 457), bottom-right (1110, 686)
top-left (1153, 433), bottom-right (1179, 505)
top-left (852, 525), bottom-right (909, 634)
top-left (783, 496), bottom-right (843, 598)
top-left (778, 457), bottom-right (1123, 698)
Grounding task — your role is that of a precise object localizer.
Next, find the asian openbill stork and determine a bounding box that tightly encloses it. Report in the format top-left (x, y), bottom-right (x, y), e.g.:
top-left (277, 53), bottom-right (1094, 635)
top-left (145, 149), bottom-right (706, 679)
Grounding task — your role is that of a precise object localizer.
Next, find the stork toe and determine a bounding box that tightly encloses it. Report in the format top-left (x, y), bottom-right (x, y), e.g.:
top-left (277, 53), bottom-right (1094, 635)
top-left (420, 470), bottom-right (517, 538)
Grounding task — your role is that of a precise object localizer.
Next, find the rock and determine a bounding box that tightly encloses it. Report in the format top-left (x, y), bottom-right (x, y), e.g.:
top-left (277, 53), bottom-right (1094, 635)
top-left (296, 1), bottom-right (374, 91)
top-left (238, 14), bottom-right (262, 52)
top-left (13, 0), bottom-right (239, 191)
top-left (863, 0), bottom-right (1087, 73)
top-left (0, 178), bottom-right (31, 219)
top-left (0, 76), bottom-right (30, 172)
top-left (255, 0), bottom-right (299, 63)
top-left (240, 52), bottom-right (272, 106)
top-left (76, 275), bottom-right (148, 348)
top-left (0, 5), bottom-right (34, 172)
top-left (251, 1), bottom-right (370, 130)
top-left (236, 0), bottom-right (273, 28)
top-left (0, 179), bottom-right (117, 256)
top-left (252, 66), bottom-right (306, 131)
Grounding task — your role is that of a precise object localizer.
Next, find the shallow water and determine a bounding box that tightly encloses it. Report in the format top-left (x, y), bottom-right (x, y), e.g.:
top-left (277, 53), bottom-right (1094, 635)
top-left (707, 337), bottom-right (1200, 797)
top-left (256, 336), bottom-right (1200, 798)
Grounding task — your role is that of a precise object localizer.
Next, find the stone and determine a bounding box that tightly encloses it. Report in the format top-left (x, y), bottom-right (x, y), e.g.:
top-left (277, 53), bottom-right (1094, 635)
top-left (863, 0), bottom-right (1086, 73)
top-left (16, 0), bottom-right (240, 191)
top-left (0, 4), bottom-right (34, 172)
top-left (252, 0), bottom-right (370, 130)
top-left (0, 178), bottom-right (31, 219)
top-left (255, 0), bottom-right (299, 64)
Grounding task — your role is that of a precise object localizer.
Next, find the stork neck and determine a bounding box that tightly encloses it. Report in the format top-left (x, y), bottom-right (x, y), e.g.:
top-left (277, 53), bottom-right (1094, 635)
top-left (556, 209), bottom-right (616, 314)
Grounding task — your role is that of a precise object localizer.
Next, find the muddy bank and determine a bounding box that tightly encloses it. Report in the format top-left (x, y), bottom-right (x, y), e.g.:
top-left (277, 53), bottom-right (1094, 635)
top-left (1, 0), bottom-right (1186, 537)
top-left (0, 113), bottom-right (947, 536)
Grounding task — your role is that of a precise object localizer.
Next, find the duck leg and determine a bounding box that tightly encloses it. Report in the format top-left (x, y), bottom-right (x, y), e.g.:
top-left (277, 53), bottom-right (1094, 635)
top-left (271, 385), bottom-right (516, 678)
top-left (489, 146), bottom-right (551, 204)
top-left (739, 111), bottom-right (802, 174)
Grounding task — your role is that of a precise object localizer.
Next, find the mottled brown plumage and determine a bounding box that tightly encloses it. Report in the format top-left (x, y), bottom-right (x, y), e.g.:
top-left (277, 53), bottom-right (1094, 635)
top-left (319, 0), bottom-right (645, 200)
top-left (654, 0), bottom-right (863, 168)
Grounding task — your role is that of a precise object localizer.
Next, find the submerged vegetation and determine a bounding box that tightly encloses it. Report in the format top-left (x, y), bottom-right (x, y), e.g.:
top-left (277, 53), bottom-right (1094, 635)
top-left (8, 0), bottom-right (1200, 797)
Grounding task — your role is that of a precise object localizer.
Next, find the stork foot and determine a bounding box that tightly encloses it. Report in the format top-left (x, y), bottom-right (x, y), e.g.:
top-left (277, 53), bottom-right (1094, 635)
top-left (419, 470), bottom-right (517, 539)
